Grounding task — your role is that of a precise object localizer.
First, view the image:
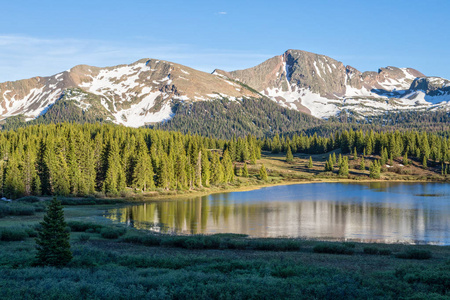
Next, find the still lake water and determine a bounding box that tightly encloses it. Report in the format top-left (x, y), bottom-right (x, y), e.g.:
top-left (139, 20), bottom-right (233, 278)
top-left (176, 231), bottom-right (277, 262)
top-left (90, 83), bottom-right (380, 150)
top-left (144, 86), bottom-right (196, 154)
top-left (106, 182), bottom-right (450, 245)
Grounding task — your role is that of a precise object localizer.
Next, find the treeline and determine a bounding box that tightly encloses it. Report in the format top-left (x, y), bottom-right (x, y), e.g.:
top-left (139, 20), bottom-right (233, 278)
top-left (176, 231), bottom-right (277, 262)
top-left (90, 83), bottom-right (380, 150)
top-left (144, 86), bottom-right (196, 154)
top-left (263, 129), bottom-right (450, 165)
top-left (0, 123), bottom-right (260, 199)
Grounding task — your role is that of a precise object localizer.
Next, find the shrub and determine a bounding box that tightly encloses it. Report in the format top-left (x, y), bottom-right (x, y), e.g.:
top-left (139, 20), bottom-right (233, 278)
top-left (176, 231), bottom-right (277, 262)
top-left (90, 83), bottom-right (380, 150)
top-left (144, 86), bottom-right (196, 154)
top-left (25, 228), bottom-right (38, 237)
top-left (379, 249), bottom-right (392, 256)
top-left (15, 196), bottom-right (40, 203)
top-left (0, 228), bottom-right (29, 241)
top-left (364, 247), bottom-right (379, 255)
top-left (78, 234), bottom-right (91, 243)
top-left (396, 250), bottom-right (432, 260)
top-left (250, 239), bottom-right (301, 251)
top-left (342, 242), bottom-right (356, 248)
top-left (121, 234), bottom-right (161, 246)
top-left (100, 227), bottom-right (127, 239)
top-left (67, 221), bottom-right (103, 232)
top-left (225, 239), bottom-right (249, 250)
top-left (313, 243), bottom-right (355, 255)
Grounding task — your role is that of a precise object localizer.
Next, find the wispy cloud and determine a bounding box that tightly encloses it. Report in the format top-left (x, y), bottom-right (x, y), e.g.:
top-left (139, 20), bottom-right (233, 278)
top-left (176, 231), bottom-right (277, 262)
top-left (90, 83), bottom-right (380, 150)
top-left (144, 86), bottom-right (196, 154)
top-left (0, 35), bottom-right (270, 82)
top-left (218, 11), bottom-right (227, 15)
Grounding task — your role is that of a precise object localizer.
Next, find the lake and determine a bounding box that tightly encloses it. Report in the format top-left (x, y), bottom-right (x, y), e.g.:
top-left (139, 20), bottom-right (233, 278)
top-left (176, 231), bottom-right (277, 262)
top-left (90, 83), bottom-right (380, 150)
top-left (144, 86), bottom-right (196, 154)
top-left (105, 182), bottom-right (450, 245)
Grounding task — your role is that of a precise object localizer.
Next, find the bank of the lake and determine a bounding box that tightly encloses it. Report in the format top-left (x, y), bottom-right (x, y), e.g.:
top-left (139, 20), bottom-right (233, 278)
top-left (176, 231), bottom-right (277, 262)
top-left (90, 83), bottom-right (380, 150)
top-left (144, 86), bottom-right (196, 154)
top-left (1, 188), bottom-right (449, 299)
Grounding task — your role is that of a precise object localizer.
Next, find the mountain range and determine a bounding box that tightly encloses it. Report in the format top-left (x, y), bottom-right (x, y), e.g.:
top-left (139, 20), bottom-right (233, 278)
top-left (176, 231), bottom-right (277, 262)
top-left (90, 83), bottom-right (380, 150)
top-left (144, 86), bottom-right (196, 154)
top-left (1, 49), bottom-right (449, 128)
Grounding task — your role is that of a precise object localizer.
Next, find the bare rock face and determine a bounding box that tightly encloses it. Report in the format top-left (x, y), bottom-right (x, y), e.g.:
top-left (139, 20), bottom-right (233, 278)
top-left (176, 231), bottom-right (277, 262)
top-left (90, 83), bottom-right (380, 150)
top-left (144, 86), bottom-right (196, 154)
top-left (410, 77), bottom-right (450, 94)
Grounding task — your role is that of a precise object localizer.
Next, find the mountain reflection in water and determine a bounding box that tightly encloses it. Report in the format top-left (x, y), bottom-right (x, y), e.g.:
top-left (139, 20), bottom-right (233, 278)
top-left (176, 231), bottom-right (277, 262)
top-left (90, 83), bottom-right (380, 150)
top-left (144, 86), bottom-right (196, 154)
top-left (105, 182), bottom-right (450, 245)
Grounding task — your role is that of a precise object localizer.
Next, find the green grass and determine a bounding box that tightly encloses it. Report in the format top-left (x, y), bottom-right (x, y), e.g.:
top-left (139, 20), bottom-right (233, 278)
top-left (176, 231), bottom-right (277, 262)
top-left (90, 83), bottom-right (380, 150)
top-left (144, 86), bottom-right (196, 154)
top-left (0, 231), bottom-right (448, 299)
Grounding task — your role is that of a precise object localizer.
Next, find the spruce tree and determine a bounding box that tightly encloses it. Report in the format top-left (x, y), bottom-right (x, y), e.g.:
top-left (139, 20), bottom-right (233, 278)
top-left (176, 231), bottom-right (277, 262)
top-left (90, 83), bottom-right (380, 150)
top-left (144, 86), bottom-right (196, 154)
top-left (132, 145), bottom-right (155, 191)
top-left (286, 145), bottom-right (294, 163)
top-left (258, 164), bottom-right (268, 181)
top-left (210, 152), bottom-right (224, 184)
top-left (369, 161), bottom-right (381, 179)
top-left (402, 152), bottom-right (409, 166)
top-left (422, 155), bottom-right (428, 169)
top-left (35, 198), bottom-right (72, 267)
top-left (234, 164), bottom-right (242, 176)
top-left (308, 156), bottom-right (313, 169)
top-left (201, 150), bottom-right (210, 187)
top-left (338, 156), bottom-right (349, 176)
top-left (250, 148), bottom-right (257, 165)
top-left (242, 163), bottom-right (249, 177)
top-left (360, 156), bottom-right (365, 170)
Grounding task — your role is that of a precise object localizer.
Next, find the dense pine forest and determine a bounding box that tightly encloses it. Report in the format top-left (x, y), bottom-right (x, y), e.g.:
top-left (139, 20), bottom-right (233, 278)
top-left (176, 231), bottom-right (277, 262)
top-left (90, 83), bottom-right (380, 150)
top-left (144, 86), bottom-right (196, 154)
top-left (1, 121), bottom-right (450, 200)
top-left (263, 129), bottom-right (450, 169)
top-left (0, 123), bottom-right (260, 199)
top-left (153, 98), bottom-right (323, 139)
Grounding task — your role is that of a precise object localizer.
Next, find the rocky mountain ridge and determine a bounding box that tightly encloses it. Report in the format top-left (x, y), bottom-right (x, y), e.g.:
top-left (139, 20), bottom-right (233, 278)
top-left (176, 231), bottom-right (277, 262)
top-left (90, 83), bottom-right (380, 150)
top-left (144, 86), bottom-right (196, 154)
top-left (1, 49), bottom-right (449, 127)
top-left (213, 49), bottom-right (450, 118)
top-left (0, 59), bottom-right (257, 127)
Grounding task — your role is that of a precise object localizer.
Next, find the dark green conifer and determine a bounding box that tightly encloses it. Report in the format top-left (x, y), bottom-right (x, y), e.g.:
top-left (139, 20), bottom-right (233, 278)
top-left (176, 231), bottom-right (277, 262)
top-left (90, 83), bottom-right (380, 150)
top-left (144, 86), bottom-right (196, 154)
top-left (35, 198), bottom-right (72, 267)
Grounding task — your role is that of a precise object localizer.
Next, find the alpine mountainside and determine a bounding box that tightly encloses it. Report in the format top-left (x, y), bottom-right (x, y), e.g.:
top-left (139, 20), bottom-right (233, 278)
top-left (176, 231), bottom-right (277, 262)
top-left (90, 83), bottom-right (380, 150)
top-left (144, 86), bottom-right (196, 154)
top-left (1, 49), bottom-right (450, 132)
top-left (0, 59), bottom-right (258, 127)
top-left (214, 49), bottom-right (450, 118)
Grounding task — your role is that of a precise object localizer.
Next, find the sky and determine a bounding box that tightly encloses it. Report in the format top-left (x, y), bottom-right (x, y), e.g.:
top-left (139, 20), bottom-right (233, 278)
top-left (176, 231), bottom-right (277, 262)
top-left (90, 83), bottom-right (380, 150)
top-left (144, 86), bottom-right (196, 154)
top-left (0, 0), bottom-right (449, 82)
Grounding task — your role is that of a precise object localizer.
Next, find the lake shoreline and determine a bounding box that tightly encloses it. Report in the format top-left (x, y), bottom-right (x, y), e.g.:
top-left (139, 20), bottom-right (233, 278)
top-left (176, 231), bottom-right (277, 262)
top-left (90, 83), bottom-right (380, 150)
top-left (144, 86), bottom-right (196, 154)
top-left (123, 177), bottom-right (437, 203)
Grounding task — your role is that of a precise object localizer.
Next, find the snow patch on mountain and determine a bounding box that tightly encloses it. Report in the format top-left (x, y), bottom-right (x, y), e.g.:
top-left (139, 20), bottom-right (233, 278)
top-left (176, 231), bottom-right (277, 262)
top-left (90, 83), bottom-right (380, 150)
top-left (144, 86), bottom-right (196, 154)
top-left (111, 91), bottom-right (172, 127)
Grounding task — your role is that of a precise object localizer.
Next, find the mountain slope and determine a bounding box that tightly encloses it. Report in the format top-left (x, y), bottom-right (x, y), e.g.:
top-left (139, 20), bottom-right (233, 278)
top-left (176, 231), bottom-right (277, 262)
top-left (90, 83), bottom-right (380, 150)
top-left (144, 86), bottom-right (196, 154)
top-left (214, 49), bottom-right (450, 118)
top-left (153, 97), bottom-right (323, 138)
top-left (0, 59), bottom-right (259, 127)
top-left (1, 49), bottom-right (450, 129)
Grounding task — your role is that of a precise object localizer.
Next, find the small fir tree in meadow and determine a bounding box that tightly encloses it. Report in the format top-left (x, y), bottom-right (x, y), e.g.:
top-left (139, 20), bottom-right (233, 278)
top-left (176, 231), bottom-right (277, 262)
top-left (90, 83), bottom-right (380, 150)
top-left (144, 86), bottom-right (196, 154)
top-left (242, 163), bottom-right (249, 177)
top-left (35, 198), bottom-right (72, 267)
top-left (369, 160), bottom-right (381, 179)
top-left (338, 156), bottom-right (349, 176)
top-left (403, 152), bottom-right (409, 166)
top-left (360, 156), bottom-right (365, 170)
top-left (234, 164), bottom-right (242, 176)
top-left (286, 145), bottom-right (294, 163)
top-left (308, 156), bottom-right (313, 169)
top-left (353, 147), bottom-right (358, 160)
top-left (259, 164), bottom-right (268, 181)
top-left (332, 152), bottom-right (337, 165)
top-left (250, 148), bottom-right (257, 165)
top-left (324, 156), bottom-right (334, 172)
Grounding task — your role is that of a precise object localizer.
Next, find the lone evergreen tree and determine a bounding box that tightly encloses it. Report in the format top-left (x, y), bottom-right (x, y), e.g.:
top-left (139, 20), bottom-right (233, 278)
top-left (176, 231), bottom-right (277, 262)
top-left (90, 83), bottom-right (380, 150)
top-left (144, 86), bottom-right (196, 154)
top-left (286, 145), bottom-right (294, 163)
top-left (258, 164), bottom-right (268, 181)
top-left (242, 163), bottom-right (249, 177)
top-left (308, 156), bottom-right (313, 169)
top-left (360, 156), bottom-right (365, 170)
top-left (35, 198), bottom-right (72, 267)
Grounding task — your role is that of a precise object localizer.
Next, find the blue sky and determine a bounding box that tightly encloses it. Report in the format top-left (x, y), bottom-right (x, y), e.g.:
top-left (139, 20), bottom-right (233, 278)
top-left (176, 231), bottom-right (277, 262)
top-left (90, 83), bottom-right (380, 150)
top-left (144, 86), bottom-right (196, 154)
top-left (0, 0), bottom-right (449, 82)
